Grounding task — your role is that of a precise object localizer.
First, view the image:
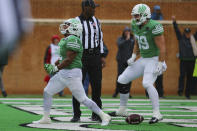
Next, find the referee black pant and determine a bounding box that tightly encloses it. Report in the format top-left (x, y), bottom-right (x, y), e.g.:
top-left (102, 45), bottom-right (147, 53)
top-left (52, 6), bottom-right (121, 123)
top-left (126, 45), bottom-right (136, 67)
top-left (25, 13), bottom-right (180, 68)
top-left (72, 55), bottom-right (102, 118)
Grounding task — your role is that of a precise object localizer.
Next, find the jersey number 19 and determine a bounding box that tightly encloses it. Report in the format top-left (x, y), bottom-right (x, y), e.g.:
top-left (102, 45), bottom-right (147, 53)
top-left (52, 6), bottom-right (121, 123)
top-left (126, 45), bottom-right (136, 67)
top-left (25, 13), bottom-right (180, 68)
top-left (135, 35), bottom-right (149, 50)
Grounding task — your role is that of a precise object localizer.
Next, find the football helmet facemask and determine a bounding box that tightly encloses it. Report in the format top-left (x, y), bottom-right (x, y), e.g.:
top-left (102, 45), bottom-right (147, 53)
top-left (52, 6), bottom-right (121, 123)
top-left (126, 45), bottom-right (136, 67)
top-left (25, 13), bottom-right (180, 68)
top-left (59, 18), bottom-right (82, 37)
top-left (131, 4), bottom-right (151, 25)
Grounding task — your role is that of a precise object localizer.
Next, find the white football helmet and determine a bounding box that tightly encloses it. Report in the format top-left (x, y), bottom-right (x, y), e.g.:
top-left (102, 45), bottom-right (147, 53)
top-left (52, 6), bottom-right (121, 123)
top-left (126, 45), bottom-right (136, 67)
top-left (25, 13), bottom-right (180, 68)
top-left (131, 4), bottom-right (151, 25)
top-left (59, 18), bottom-right (82, 37)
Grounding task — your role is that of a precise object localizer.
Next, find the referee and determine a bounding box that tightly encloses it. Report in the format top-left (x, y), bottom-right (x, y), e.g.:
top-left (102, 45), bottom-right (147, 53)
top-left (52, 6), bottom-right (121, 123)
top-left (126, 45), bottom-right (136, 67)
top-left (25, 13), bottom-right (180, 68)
top-left (71, 0), bottom-right (106, 122)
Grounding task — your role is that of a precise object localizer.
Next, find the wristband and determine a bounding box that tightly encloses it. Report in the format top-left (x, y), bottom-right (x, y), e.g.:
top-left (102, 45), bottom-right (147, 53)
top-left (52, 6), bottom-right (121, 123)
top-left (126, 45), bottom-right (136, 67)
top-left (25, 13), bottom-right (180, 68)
top-left (54, 66), bottom-right (59, 72)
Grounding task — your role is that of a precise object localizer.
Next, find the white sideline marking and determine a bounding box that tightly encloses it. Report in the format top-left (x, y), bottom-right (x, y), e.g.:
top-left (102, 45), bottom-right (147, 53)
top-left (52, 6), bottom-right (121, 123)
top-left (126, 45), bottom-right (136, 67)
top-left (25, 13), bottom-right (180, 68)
top-left (5, 102), bottom-right (181, 106)
top-left (53, 117), bottom-right (197, 124)
top-left (27, 123), bottom-right (127, 131)
top-left (173, 124), bottom-right (197, 127)
top-left (11, 105), bottom-right (197, 112)
top-left (12, 105), bottom-right (197, 117)
top-left (9, 103), bottom-right (197, 110)
top-left (1, 98), bottom-right (197, 102)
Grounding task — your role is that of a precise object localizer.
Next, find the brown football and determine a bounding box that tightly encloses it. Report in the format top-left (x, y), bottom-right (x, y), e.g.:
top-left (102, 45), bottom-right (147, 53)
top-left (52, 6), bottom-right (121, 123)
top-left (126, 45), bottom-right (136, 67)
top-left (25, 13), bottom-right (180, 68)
top-left (125, 114), bottom-right (144, 124)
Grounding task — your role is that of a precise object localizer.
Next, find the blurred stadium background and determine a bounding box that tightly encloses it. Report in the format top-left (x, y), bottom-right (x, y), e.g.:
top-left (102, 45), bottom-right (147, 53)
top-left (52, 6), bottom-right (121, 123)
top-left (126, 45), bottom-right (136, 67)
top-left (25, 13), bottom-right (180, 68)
top-left (3, 0), bottom-right (197, 95)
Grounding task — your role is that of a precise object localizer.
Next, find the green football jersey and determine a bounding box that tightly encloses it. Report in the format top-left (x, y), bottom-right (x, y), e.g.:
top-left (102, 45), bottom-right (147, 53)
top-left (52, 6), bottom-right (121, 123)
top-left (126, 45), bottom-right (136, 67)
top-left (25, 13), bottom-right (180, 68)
top-left (58, 35), bottom-right (83, 69)
top-left (131, 19), bottom-right (164, 58)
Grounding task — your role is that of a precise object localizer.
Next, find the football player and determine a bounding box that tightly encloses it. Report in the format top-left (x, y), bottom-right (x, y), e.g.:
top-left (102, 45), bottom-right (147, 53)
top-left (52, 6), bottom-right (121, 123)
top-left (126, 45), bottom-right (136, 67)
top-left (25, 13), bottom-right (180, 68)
top-left (33, 18), bottom-right (111, 126)
top-left (109, 4), bottom-right (167, 124)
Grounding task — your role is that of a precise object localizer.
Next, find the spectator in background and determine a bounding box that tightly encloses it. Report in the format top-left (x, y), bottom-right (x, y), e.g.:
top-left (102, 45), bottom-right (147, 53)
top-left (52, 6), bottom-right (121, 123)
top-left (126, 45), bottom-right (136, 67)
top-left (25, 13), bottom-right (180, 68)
top-left (112, 27), bottom-right (134, 98)
top-left (151, 5), bottom-right (163, 20)
top-left (44, 35), bottom-right (64, 97)
top-left (191, 32), bottom-right (197, 94)
top-left (0, 51), bottom-right (8, 97)
top-left (172, 16), bottom-right (196, 99)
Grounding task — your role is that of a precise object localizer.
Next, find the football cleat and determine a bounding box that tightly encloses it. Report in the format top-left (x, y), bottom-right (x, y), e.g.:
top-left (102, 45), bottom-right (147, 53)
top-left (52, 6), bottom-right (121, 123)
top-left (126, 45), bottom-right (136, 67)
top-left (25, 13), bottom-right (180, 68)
top-left (91, 115), bottom-right (102, 122)
top-left (101, 113), bottom-right (111, 126)
top-left (108, 111), bottom-right (117, 116)
top-left (109, 106), bottom-right (129, 117)
top-left (108, 111), bottom-right (129, 117)
top-left (70, 116), bottom-right (80, 122)
top-left (149, 112), bottom-right (163, 124)
top-left (33, 116), bottom-right (51, 124)
top-left (116, 110), bottom-right (129, 117)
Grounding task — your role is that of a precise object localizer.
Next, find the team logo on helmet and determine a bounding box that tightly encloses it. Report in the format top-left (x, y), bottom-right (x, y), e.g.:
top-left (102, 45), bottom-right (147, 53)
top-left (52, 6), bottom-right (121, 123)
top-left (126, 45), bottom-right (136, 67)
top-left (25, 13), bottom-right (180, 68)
top-left (59, 18), bottom-right (83, 37)
top-left (131, 4), bottom-right (151, 25)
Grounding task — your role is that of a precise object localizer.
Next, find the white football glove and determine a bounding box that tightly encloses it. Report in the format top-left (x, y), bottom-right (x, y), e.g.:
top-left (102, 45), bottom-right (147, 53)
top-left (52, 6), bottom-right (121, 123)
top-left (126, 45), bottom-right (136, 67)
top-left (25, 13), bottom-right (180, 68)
top-left (127, 54), bottom-right (136, 66)
top-left (154, 61), bottom-right (167, 75)
top-left (44, 64), bottom-right (59, 75)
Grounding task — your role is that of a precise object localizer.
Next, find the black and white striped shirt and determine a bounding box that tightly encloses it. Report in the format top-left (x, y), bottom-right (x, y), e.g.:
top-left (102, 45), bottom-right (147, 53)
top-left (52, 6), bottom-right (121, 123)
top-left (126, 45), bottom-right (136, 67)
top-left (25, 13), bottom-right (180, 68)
top-left (76, 15), bottom-right (104, 55)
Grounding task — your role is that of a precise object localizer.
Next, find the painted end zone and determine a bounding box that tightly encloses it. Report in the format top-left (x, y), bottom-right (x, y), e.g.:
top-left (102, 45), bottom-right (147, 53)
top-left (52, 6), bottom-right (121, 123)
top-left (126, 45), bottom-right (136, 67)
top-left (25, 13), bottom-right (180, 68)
top-left (0, 98), bottom-right (197, 131)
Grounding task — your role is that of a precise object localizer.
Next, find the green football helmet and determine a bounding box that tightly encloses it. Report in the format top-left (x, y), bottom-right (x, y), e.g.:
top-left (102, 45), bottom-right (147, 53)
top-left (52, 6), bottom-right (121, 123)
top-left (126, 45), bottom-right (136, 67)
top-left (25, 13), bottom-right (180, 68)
top-left (131, 4), bottom-right (151, 25)
top-left (59, 18), bottom-right (82, 37)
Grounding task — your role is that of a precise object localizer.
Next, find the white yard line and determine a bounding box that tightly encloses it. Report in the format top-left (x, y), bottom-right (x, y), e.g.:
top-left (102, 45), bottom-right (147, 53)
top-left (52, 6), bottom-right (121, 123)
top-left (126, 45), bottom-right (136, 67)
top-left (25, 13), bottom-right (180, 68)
top-left (1, 98), bottom-right (197, 102)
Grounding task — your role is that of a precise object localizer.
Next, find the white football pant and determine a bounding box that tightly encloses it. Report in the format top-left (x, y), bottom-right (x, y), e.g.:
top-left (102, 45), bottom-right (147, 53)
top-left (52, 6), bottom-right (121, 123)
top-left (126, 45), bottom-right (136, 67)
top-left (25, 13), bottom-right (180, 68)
top-left (45, 71), bottom-right (87, 103)
top-left (43, 70), bottom-right (103, 117)
top-left (118, 56), bottom-right (160, 111)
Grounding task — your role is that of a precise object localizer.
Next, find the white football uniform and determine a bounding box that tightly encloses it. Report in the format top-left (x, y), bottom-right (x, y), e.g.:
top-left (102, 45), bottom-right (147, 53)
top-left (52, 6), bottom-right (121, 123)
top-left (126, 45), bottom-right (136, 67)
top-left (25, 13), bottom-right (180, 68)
top-left (118, 56), bottom-right (158, 88)
top-left (44, 68), bottom-right (86, 103)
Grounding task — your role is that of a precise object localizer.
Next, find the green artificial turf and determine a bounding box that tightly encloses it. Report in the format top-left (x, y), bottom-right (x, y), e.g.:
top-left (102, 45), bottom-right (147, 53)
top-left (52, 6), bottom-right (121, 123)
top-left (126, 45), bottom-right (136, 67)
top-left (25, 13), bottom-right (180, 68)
top-left (0, 97), bottom-right (197, 131)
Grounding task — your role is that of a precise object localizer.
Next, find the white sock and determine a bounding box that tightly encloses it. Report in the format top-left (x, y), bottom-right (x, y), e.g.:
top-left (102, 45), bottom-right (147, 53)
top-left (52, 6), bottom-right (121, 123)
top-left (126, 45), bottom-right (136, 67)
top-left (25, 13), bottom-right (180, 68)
top-left (98, 110), bottom-right (107, 120)
top-left (43, 91), bottom-right (52, 113)
top-left (119, 93), bottom-right (129, 107)
top-left (81, 98), bottom-right (101, 115)
top-left (146, 86), bottom-right (159, 111)
top-left (43, 111), bottom-right (50, 118)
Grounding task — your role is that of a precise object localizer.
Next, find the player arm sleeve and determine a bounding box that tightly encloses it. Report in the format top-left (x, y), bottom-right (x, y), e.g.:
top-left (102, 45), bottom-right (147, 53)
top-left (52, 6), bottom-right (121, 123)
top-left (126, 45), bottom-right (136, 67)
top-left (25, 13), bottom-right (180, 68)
top-left (66, 41), bottom-right (80, 53)
top-left (152, 23), bottom-right (164, 36)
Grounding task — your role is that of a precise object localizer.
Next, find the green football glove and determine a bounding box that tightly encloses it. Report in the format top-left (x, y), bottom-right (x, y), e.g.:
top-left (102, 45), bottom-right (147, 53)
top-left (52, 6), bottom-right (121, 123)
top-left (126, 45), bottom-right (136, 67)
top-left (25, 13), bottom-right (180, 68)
top-left (44, 64), bottom-right (59, 75)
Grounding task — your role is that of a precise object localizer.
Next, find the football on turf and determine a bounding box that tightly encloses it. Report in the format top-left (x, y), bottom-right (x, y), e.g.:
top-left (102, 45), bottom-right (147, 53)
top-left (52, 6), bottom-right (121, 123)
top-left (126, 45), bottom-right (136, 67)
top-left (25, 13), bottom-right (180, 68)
top-left (125, 114), bottom-right (144, 124)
